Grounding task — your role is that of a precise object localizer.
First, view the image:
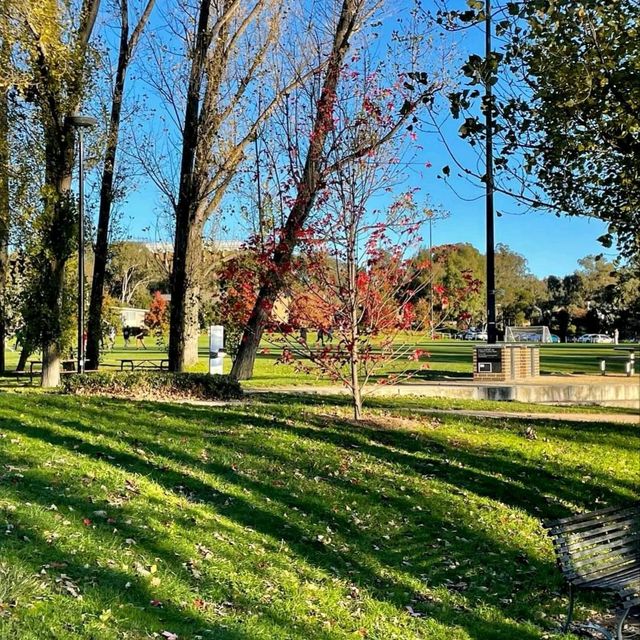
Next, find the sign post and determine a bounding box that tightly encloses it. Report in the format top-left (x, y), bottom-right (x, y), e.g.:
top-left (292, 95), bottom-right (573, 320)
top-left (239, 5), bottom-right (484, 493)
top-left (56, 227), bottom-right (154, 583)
top-left (209, 325), bottom-right (225, 375)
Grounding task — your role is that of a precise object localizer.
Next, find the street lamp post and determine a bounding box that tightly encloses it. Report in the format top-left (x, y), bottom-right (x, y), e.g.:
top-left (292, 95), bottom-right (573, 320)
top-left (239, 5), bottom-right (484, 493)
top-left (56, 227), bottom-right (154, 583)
top-left (485, 0), bottom-right (497, 344)
top-left (65, 114), bottom-right (97, 373)
top-left (429, 215), bottom-right (434, 340)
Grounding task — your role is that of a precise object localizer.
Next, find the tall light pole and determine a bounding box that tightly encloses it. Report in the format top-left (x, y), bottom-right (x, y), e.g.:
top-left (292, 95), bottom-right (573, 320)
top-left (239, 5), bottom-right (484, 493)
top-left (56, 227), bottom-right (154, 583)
top-left (429, 215), bottom-right (434, 340)
top-left (65, 114), bottom-right (97, 373)
top-left (485, 0), bottom-right (497, 344)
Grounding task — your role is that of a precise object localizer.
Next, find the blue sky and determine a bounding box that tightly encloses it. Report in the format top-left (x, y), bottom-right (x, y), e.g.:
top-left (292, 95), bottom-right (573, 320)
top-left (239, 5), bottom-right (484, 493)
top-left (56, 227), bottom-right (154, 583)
top-left (111, 0), bottom-right (614, 280)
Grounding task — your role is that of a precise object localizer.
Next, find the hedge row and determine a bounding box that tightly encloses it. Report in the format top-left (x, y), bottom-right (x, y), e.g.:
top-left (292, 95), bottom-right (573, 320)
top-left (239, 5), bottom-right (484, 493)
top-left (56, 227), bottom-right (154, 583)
top-left (60, 371), bottom-right (242, 401)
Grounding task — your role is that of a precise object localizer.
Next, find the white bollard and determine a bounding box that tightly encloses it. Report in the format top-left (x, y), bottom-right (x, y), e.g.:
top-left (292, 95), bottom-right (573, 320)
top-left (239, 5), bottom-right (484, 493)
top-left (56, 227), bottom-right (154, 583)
top-left (209, 325), bottom-right (225, 375)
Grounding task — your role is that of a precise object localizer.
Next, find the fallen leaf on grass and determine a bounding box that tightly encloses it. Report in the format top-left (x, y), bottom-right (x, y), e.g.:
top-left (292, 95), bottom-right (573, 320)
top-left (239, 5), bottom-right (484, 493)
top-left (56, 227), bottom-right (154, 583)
top-left (55, 574), bottom-right (81, 599)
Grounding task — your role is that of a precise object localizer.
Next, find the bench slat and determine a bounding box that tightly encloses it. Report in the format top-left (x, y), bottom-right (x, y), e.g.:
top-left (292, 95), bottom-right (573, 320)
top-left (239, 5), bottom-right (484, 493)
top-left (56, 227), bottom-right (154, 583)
top-left (562, 554), bottom-right (638, 579)
top-left (572, 564), bottom-right (639, 588)
top-left (554, 526), bottom-right (638, 552)
top-left (547, 505), bottom-right (639, 535)
top-left (545, 503), bottom-right (634, 527)
top-left (568, 552), bottom-right (638, 577)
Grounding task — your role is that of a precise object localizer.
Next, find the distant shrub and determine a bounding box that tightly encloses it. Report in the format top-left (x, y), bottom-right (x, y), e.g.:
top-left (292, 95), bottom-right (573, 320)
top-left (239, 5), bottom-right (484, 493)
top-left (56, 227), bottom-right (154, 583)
top-left (60, 371), bottom-right (242, 401)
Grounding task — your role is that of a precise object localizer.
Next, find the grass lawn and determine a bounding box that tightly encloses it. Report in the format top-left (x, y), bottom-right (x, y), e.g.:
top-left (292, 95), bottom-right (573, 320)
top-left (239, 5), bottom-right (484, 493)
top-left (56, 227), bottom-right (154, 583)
top-left (4, 335), bottom-right (636, 388)
top-left (0, 392), bottom-right (637, 639)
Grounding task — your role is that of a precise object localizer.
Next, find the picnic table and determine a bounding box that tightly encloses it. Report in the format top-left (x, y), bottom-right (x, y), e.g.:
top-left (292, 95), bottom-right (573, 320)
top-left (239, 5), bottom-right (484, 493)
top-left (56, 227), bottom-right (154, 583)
top-left (26, 359), bottom-right (79, 383)
top-left (119, 358), bottom-right (169, 371)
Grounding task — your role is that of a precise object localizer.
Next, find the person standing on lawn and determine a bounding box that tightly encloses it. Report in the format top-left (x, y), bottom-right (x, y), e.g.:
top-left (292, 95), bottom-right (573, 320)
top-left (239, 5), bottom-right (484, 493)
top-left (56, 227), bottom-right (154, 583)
top-left (135, 324), bottom-right (147, 350)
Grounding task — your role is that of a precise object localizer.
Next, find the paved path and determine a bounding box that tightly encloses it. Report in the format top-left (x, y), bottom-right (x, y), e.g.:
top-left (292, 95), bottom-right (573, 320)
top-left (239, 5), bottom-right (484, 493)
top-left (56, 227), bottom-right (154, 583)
top-left (244, 386), bottom-right (639, 424)
top-left (406, 407), bottom-right (639, 425)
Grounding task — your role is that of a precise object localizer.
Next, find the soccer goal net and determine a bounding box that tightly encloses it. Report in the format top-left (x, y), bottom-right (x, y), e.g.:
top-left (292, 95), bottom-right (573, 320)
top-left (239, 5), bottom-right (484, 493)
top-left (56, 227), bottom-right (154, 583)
top-left (504, 326), bottom-right (551, 343)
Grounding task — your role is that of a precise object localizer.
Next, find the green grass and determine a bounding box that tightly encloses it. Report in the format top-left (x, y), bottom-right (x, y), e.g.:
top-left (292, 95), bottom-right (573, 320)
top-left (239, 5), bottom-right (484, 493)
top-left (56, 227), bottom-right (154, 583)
top-left (0, 392), bottom-right (637, 639)
top-left (5, 334), bottom-right (636, 388)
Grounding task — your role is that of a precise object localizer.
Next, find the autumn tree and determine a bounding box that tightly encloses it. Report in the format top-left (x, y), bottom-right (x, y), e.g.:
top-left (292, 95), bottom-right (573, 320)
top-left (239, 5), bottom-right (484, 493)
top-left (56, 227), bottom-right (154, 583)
top-left (135, 0), bottom-right (292, 371)
top-left (231, 0), bottom-right (445, 379)
top-left (1, 0), bottom-right (101, 386)
top-left (85, 0), bottom-right (155, 370)
top-left (144, 290), bottom-right (168, 345)
top-left (274, 188), bottom-right (432, 420)
top-left (262, 53), bottom-right (443, 420)
top-left (212, 252), bottom-right (261, 356)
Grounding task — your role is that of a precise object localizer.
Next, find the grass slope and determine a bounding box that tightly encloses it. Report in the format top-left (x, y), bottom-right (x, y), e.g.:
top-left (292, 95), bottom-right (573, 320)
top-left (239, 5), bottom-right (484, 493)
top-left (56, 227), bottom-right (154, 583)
top-left (0, 394), bottom-right (638, 639)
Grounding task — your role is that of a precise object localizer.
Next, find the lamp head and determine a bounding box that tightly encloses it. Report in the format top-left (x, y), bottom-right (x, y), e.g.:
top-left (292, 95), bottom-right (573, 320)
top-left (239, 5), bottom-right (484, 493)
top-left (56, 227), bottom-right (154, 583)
top-left (65, 114), bottom-right (98, 128)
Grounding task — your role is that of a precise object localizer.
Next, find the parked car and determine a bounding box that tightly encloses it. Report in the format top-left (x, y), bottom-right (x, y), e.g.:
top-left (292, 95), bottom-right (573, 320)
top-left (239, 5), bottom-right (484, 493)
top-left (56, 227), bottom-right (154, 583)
top-left (577, 334), bottom-right (595, 343)
top-left (550, 334), bottom-right (560, 343)
top-left (591, 334), bottom-right (614, 344)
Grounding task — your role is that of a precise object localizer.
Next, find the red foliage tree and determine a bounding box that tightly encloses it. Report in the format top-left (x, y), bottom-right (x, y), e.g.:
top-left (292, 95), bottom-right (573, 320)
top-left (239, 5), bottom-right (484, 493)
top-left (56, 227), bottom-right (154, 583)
top-left (230, 1), bottom-right (446, 381)
top-left (144, 291), bottom-right (168, 345)
top-left (272, 185), bottom-right (434, 420)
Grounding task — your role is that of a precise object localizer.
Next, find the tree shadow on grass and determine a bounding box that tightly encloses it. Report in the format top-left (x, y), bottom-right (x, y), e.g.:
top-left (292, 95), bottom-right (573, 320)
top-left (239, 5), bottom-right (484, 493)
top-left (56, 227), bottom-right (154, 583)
top-left (0, 447), bottom-right (349, 640)
top-left (3, 396), bottom-right (634, 638)
top-left (22, 396), bottom-right (639, 521)
top-left (1, 414), bottom-right (537, 638)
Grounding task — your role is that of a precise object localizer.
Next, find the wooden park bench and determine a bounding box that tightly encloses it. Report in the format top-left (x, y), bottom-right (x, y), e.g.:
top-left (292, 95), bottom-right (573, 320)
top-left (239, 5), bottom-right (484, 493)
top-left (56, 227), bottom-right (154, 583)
top-left (119, 358), bottom-right (169, 371)
top-left (599, 348), bottom-right (638, 377)
top-left (545, 502), bottom-right (640, 639)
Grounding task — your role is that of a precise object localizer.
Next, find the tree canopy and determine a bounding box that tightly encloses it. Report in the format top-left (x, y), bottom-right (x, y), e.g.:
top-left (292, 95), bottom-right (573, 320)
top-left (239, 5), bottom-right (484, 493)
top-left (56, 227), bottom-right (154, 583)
top-left (445, 0), bottom-right (640, 259)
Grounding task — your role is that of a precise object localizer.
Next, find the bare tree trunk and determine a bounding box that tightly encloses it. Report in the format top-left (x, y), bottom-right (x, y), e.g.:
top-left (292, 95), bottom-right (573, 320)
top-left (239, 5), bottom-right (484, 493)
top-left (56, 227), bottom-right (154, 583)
top-left (169, 215), bottom-right (204, 369)
top-left (16, 345), bottom-right (31, 372)
top-left (86, 0), bottom-right (154, 369)
top-left (349, 305), bottom-right (362, 420)
top-left (168, 0), bottom-right (212, 372)
top-left (347, 218), bottom-right (362, 420)
top-left (0, 68), bottom-right (8, 375)
top-left (231, 0), bottom-right (360, 380)
top-left (350, 352), bottom-right (362, 420)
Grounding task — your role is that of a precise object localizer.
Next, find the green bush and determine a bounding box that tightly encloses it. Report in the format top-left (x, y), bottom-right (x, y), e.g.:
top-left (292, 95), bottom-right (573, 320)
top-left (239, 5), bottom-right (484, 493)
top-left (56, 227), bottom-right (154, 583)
top-left (60, 371), bottom-right (242, 401)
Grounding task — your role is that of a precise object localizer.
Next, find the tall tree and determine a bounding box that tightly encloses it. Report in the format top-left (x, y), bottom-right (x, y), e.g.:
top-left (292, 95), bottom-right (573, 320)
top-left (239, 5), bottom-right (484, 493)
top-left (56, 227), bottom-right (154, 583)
top-left (231, 0), bottom-right (442, 379)
top-left (85, 0), bottom-right (155, 369)
top-left (4, 0), bottom-right (101, 386)
top-left (139, 0), bottom-right (287, 371)
top-left (0, 30), bottom-right (9, 374)
top-left (443, 0), bottom-right (640, 258)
